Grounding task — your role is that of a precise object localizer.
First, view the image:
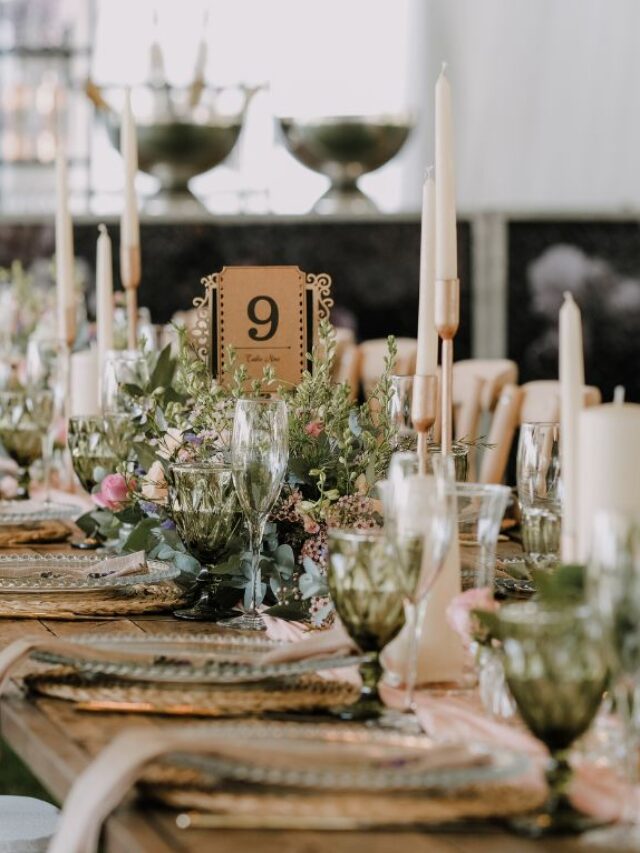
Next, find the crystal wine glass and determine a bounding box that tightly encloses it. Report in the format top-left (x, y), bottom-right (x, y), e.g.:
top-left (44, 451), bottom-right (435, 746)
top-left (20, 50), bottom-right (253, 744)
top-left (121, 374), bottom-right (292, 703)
top-left (0, 390), bottom-right (53, 499)
top-left (517, 421), bottom-right (562, 571)
top-left (224, 398), bottom-right (289, 631)
top-left (384, 451), bottom-right (457, 714)
top-left (101, 350), bottom-right (149, 461)
top-left (25, 338), bottom-right (68, 503)
top-left (170, 462), bottom-right (242, 621)
top-left (498, 600), bottom-right (608, 836)
top-left (585, 509), bottom-right (640, 845)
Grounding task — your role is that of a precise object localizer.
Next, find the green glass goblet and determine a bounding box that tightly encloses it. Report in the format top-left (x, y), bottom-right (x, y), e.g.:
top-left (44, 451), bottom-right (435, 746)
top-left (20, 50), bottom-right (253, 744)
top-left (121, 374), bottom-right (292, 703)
top-left (327, 528), bottom-right (419, 720)
top-left (169, 462), bottom-right (242, 621)
top-left (0, 389), bottom-right (53, 499)
top-left (498, 601), bottom-right (609, 837)
top-left (68, 416), bottom-right (118, 493)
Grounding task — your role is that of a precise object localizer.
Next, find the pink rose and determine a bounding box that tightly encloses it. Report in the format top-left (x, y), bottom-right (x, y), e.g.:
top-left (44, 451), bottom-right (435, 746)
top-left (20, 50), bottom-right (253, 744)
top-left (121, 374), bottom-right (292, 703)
top-left (446, 587), bottom-right (499, 648)
top-left (93, 473), bottom-right (132, 511)
top-left (304, 420), bottom-right (324, 438)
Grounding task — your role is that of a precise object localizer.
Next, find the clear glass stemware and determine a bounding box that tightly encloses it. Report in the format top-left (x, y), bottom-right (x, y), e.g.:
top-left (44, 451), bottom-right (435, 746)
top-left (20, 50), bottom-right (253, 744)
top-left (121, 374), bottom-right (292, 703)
top-left (224, 398), bottom-right (289, 632)
top-left (25, 338), bottom-right (68, 503)
top-left (0, 389), bottom-right (53, 499)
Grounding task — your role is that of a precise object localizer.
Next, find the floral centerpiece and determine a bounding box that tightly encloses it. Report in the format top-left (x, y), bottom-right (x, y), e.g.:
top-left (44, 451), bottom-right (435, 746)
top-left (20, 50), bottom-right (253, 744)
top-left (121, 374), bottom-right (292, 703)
top-left (77, 322), bottom-right (396, 624)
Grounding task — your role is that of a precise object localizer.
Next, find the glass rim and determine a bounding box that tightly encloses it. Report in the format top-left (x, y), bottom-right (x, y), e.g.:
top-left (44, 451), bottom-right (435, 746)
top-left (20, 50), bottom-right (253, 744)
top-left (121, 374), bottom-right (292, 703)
top-left (104, 348), bottom-right (147, 359)
top-left (453, 482), bottom-right (511, 498)
top-left (235, 396), bottom-right (287, 405)
top-left (169, 461), bottom-right (232, 473)
top-left (520, 421), bottom-right (560, 428)
top-left (68, 414), bottom-right (104, 424)
top-left (0, 388), bottom-right (53, 399)
top-left (499, 600), bottom-right (592, 626)
top-left (327, 527), bottom-right (383, 542)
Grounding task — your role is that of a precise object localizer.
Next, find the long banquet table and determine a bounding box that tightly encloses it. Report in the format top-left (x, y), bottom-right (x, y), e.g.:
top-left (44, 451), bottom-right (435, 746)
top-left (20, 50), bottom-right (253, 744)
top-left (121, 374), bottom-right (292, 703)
top-left (0, 544), bottom-right (612, 852)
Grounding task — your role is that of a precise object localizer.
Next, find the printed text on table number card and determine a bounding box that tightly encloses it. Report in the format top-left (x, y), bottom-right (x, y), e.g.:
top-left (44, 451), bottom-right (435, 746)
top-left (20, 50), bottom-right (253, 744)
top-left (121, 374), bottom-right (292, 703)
top-left (217, 267), bottom-right (306, 387)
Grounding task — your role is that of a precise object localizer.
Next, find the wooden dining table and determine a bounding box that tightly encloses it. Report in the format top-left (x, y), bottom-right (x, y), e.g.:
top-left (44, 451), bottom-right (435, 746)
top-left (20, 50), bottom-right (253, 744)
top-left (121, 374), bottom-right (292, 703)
top-left (0, 541), bottom-right (614, 852)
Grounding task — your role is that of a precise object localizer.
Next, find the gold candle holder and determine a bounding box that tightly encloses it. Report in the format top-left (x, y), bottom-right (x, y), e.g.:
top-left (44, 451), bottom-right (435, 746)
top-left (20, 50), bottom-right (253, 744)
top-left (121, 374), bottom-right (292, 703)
top-left (120, 244), bottom-right (141, 350)
top-left (411, 373), bottom-right (438, 475)
top-left (435, 277), bottom-right (460, 456)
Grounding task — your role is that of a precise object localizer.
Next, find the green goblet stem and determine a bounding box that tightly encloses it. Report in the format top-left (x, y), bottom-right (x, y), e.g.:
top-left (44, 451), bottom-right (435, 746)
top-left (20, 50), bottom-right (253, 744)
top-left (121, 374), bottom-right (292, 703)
top-left (336, 654), bottom-right (384, 721)
top-left (16, 467), bottom-right (30, 500)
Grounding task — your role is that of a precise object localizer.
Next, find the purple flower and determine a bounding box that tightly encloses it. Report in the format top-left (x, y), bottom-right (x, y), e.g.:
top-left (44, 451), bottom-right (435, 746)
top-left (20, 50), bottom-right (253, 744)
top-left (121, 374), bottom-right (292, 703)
top-left (134, 465), bottom-right (147, 476)
top-left (184, 432), bottom-right (203, 446)
top-left (139, 500), bottom-right (159, 516)
top-left (160, 518), bottom-right (176, 530)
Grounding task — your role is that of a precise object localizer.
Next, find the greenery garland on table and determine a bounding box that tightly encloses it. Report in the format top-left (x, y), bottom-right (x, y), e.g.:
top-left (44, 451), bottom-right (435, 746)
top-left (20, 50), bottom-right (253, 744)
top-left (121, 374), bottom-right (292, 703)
top-left (77, 322), bottom-right (396, 624)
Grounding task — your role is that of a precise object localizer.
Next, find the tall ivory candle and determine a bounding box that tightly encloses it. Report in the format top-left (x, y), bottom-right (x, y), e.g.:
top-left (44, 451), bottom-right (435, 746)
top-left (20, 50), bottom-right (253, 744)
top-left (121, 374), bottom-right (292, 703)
top-left (415, 170), bottom-right (438, 376)
top-left (69, 347), bottom-right (99, 416)
top-left (559, 292), bottom-right (585, 562)
top-left (55, 143), bottom-right (75, 346)
top-left (95, 224), bottom-right (114, 400)
top-left (120, 89), bottom-right (140, 252)
top-left (435, 64), bottom-right (457, 280)
top-left (577, 403), bottom-right (640, 561)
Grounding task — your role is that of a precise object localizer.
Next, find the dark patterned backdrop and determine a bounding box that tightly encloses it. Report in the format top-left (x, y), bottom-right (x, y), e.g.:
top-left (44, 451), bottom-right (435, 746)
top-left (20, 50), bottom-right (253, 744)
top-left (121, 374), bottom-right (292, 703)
top-left (0, 218), bottom-right (473, 358)
top-left (508, 221), bottom-right (640, 403)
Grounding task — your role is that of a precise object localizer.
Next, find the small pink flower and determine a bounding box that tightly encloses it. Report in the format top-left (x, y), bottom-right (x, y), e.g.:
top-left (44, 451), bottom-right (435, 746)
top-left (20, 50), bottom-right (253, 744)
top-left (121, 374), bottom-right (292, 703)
top-left (301, 514), bottom-right (320, 534)
top-left (304, 420), bottom-right (324, 438)
top-left (446, 587), bottom-right (499, 648)
top-left (93, 473), bottom-right (133, 511)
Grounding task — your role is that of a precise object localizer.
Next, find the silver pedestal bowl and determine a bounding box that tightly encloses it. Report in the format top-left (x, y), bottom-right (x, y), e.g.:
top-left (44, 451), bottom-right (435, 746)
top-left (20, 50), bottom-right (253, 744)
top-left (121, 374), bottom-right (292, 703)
top-left (277, 114), bottom-right (413, 213)
top-left (91, 83), bottom-right (252, 210)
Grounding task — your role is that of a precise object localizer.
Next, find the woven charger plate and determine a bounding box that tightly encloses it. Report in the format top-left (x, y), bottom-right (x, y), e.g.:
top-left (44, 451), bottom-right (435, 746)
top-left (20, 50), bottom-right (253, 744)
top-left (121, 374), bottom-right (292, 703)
top-left (145, 782), bottom-right (543, 826)
top-left (0, 580), bottom-right (186, 619)
top-left (25, 668), bottom-right (359, 716)
top-left (0, 520), bottom-right (72, 548)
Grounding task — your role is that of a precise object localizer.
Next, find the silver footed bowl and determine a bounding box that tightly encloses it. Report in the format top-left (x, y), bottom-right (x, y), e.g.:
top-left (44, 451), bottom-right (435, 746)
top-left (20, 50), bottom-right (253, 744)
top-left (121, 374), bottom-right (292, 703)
top-left (277, 113), bottom-right (413, 213)
top-left (92, 83), bottom-right (250, 205)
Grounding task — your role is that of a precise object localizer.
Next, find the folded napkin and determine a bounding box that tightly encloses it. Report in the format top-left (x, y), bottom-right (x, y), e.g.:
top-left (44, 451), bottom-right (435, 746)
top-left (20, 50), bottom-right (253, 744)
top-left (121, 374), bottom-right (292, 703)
top-left (262, 620), bottom-right (355, 664)
top-left (48, 723), bottom-right (489, 853)
top-left (0, 550), bottom-right (147, 580)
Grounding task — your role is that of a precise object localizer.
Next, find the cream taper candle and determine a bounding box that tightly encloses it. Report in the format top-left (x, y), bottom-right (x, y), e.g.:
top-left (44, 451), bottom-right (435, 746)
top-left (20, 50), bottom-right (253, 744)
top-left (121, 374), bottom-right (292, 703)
top-left (577, 403), bottom-right (640, 562)
top-left (55, 143), bottom-right (75, 347)
top-left (95, 224), bottom-right (114, 400)
top-left (435, 64), bottom-right (457, 280)
top-left (120, 89), bottom-right (140, 255)
top-left (559, 292), bottom-right (585, 563)
top-left (415, 169), bottom-right (438, 376)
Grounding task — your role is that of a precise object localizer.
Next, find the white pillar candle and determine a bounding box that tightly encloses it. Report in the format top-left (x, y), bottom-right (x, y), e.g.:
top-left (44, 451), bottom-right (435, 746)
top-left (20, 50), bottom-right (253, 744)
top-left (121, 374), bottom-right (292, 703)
top-left (559, 292), bottom-right (585, 563)
top-left (55, 143), bottom-right (75, 347)
top-left (435, 64), bottom-right (457, 280)
top-left (120, 89), bottom-right (140, 252)
top-left (69, 347), bottom-right (99, 416)
top-left (577, 403), bottom-right (640, 562)
top-left (95, 224), bottom-right (114, 402)
top-left (415, 170), bottom-right (438, 376)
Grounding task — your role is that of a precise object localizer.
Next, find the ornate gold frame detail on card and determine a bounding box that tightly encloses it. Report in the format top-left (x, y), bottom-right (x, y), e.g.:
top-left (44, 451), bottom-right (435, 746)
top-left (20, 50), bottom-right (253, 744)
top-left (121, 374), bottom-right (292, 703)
top-left (192, 266), bottom-right (333, 386)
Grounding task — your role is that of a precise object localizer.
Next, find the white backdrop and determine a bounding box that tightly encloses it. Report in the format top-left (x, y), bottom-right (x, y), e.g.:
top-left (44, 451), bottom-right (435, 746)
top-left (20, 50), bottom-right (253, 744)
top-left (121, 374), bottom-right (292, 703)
top-left (405, 0), bottom-right (640, 213)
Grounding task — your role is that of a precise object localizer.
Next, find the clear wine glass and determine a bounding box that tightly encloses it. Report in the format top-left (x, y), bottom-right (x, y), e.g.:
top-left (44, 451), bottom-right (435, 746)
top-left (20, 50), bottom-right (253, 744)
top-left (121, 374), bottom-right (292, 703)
top-left (25, 338), bottom-right (68, 503)
top-left (224, 398), bottom-right (289, 631)
top-left (384, 451), bottom-right (457, 715)
top-left (101, 350), bottom-right (149, 461)
top-left (516, 421), bottom-right (562, 571)
top-left (584, 509), bottom-right (640, 847)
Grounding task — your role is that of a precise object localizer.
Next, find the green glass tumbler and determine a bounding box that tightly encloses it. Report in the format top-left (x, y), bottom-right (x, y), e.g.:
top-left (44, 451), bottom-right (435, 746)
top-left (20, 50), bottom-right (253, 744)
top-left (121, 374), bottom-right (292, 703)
top-left (499, 601), bottom-right (609, 837)
top-left (169, 461), bottom-right (242, 621)
top-left (327, 528), bottom-right (418, 720)
top-left (68, 415), bottom-right (117, 493)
